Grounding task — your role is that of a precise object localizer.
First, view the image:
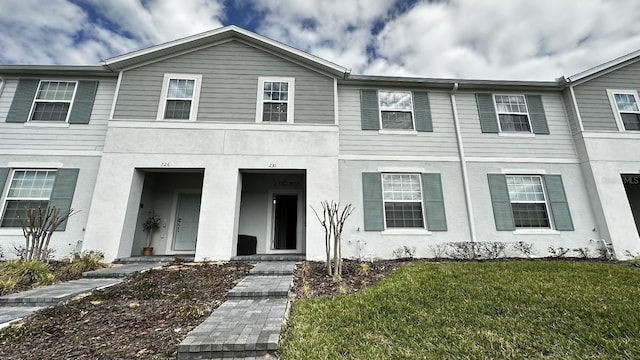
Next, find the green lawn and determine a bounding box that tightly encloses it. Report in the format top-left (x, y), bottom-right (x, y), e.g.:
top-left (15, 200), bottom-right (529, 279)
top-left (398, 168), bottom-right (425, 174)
top-left (280, 261), bottom-right (640, 359)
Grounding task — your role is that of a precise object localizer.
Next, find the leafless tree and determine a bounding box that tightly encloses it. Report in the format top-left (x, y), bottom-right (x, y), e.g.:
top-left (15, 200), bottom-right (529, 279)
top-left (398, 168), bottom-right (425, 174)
top-left (19, 207), bottom-right (76, 262)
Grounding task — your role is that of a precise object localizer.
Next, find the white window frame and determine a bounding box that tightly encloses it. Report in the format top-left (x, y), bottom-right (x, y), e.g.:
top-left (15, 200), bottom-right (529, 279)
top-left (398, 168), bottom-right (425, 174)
top-left (1, 169), bottom-right (57, 228)
top-left (506, 174), bottom-right (553, 229)
top-left (381, 173), bottom-right (426, 230)
top-left (156, 73), bottom-right (202, 121)
top-left (606, 89), bottom-right (640, 131)
top-left (378, 90), bottom-right (415, 131)
top-left (28, 80), bottom-right (78, 123)
top-left (255, 77), bottom-right (295, 124)
top-left (493, 94), bottom-right (533, 133)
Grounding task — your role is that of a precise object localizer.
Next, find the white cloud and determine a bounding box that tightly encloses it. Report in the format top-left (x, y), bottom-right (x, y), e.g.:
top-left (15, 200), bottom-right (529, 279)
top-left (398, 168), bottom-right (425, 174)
top-left (0, 0), bottom-right (638, 81)
top-left (369, 0), bottom-right (640, 80)
top-left (0, 0), bottom-right (224, 65)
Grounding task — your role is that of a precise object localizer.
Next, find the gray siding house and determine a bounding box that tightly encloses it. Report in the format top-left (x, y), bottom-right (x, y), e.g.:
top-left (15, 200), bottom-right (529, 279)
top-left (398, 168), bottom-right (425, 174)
top-left (0, 26), bottom-right (637, 261)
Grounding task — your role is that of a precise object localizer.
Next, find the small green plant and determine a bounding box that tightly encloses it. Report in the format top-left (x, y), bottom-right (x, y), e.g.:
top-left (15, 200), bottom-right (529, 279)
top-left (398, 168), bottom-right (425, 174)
top-left (60, 251), bottom-right (104, 278)
top-left (176, 305), bottom-right (205, 319)
top-left (0, 278), bottom-right (17, 295)
top-left (359, 262), bottom-right (369, 275)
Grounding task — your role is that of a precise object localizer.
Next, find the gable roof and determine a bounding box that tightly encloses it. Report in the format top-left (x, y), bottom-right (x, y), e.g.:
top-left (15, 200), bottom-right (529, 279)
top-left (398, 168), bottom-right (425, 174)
top-left (565, 48), bottom-right (640, 85)
top-left (102, 25), bottom-right (350, 77)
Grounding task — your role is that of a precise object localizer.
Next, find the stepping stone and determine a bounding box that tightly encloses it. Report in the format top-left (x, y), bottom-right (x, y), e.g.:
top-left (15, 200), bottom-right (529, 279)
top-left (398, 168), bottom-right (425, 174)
top-left (83, 262), bottom-right (165, 278)
top-left (228, 275), bottom-right (292, 299)
top-left (0, 278), bottom-right (121, 307)
top-left (250, 261), bottom-right (296, 276)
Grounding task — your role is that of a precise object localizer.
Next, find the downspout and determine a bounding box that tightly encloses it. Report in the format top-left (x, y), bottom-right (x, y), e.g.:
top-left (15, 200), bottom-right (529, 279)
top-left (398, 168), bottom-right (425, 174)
top-left (451, 83), bottom-right (477, 242)
top-left (0, 76), bottom-right (5, 98)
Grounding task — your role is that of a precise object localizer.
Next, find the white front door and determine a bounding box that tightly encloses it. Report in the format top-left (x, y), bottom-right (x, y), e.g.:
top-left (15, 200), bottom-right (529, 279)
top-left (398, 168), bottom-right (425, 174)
top-left (173, 193), bottom-right (201, 251)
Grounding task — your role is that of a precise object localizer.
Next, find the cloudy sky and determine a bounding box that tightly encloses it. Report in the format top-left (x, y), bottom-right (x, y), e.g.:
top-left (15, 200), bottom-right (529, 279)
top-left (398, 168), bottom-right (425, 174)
top-left (1, 0), bottom-right (639, 80)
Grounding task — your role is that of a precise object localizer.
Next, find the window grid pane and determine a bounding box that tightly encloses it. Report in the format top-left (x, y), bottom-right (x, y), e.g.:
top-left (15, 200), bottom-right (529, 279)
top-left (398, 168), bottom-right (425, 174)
top-left (1, 200), bottom-right (49, 227)
top-left (263, 82), bottom-right (289, 101)
top-left (262, 103), bottom-right (288, 122)
top-left (614, 93), bottom-right (640, 112)
top-left (379, 91), bottom-right (412, 111)
top-left (511, 203), bottom-right (550, 228)
top-left (31, 103), bottom-right (71, 121)
top-left (384, 202), bottom-right (424, 228)
top-left (164, 100), bottom-right (192, 119)
top-left (167, 79), bottom-right (195, 99)
top-left (495, 95), bottom-right (527, 113)
top-left (7, 170), bottom-right (56, 198)
top-left (621, 113), bottom-right (640, 130)
top-left (381, 111), bottom-right (413, 130)
top-left (499, 114), bottom-right (531, 132)
top-left (36, 81), bottom-right (75, 101)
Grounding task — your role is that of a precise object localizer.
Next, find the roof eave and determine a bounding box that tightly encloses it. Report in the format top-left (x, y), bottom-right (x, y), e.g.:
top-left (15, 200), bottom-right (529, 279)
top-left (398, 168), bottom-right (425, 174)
top-left (343, 74), bottom-right (561, 91)
top-left (566, 48), bottom-right (640, 83)
top-left (0, 65), bottom-right (115, 77)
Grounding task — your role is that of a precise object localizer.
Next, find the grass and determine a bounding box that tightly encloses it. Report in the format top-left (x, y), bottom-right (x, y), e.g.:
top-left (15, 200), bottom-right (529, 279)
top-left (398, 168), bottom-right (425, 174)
top-left (280, 261), bottom-right (640, 359)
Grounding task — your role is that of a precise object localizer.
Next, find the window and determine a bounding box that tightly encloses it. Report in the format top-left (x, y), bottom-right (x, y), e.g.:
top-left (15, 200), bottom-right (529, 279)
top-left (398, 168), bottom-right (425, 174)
top-left (157, 74), bottom-right (202, 121)
top-left (382, 174), bottom-right (424, 228)
top-left (608, 90), bottom-right (640, 131)
top-left (29, 81), bottom-right (77, 122)
top-left (256, 77), bottom-right (295, 123)
top-left (378, 91), bottom-right (414, 130)
top-left (494, 95), bottom-right (531, 132)
top-left (506, 175), bottom-right (550, 228)
top-left (1, 170), bottom-right (56, 227)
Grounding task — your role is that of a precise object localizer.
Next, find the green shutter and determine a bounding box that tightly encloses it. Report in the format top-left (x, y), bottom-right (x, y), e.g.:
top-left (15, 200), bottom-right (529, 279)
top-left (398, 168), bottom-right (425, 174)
top-left (526, 94), bottom-right (549, 134)
top-left (360, 89), bottom-right (380, 130)
top-left (476, 93), bottom-right (499, 133)
top-left (49, 169), bottom-right (79, 231)
top-left (6, 79), bottom-right (39, 123)
top-left (362, 172), bottom-right (384, 231)
top-left (422, 173), bottom-right (447, 231)
top-left (413, 91), bottom-right (433, 132)
top-left (0, 168), bottom-right (9, 195)
top-left (487, 174), bottom-right (515, 231)
top-left (68, 81), bottom-right (98, 124)
top-left (544, 175), bottom-right (574, 231)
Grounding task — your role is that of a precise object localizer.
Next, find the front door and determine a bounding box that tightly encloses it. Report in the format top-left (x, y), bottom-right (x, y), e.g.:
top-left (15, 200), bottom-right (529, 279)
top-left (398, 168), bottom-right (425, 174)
top-left (173, 193), bottom-right (201, 251)
top-left (272, 194), bottom-right (298, 250)
top-left (622, 175), bottom-right (640, 236)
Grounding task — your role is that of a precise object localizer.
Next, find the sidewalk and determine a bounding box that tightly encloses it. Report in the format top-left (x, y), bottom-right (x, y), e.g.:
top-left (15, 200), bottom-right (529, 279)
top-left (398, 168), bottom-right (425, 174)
top-left (0, 262), bottom-right (167, 328)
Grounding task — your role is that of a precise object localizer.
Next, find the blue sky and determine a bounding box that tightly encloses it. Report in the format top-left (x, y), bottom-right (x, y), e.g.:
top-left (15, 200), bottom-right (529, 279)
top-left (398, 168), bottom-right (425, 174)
top-left (1, 0), bottom-right (639, 80)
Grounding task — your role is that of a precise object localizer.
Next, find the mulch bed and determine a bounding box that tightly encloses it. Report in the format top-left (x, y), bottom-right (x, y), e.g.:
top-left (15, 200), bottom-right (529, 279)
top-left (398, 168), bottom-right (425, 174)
top-left (0, 261), bottom-right (252, 360)
top-left (292, 259), bottom-right (410, 299)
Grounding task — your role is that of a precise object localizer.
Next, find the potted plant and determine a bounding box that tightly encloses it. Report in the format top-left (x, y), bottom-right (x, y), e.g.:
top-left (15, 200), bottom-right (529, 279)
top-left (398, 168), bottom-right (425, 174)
top-left (142, 212), bottom-right (161, 256)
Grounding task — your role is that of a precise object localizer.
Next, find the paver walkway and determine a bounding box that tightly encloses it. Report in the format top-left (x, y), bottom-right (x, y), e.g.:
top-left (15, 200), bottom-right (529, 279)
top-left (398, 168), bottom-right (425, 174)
top-left (0, 262), bottom-right (167, 328)
top-left (177, 261), bottom-right (297, 359)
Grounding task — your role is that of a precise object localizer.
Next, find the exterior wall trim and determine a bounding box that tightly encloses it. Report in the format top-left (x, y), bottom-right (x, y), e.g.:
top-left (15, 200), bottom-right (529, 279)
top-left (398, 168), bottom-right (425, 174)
top-left (107, 120), bottom-right (338, 132)
top-left (339, 155), bottom-right (460, 162)
top-left (466, 157), bottom-right (580, 164)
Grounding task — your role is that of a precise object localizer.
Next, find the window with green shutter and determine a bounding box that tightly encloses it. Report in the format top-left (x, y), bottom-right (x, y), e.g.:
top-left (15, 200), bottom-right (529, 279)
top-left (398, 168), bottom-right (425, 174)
top-left (488, 173), bottom-right (573, 231)
top-left (476, 93), bottom-right (549, 134)
top-left (360, 90), bottom-right (433, 132)
top-left (6, 79), bottom-right (98, 124)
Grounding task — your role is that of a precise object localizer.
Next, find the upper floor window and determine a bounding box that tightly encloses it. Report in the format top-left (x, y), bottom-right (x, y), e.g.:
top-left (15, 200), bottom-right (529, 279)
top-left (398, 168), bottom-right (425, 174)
top-left (157, 74), bottom-right (202, 121)
top-left (476, 93), bottom-right (549, 135)
top-left (378, 91), bottom-right (415, 130)
top-left (1, 169), bottom-right (56, 227)
top-left (607, 90), bottom-right (640, 131)
top-left (494, 94), bottom-right (532, 132)
top-left (30, 81), bottom-right (77, 122)
top-left (256, 77), bottom-right (295, 123)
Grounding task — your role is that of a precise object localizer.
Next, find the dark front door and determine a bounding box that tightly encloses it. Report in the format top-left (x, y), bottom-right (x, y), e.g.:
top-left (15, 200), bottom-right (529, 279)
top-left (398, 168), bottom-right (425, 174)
top-left (622, 175), bottom-right (640, 236)
top-left (272, 194), bottom-right (297, 250)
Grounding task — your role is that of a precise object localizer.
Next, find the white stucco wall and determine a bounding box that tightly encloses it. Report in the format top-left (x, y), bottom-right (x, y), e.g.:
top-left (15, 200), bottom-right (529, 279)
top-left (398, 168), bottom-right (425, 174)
top-left (467, 161), bottom-right (601, 257)
top-left (577, 135), bottom-right (640, 258)
top-left (83, 123), bottom-right (338, 262)
top-left (0, 155), bottom-right (101, 259)
top-left (338, 160), bottom-right (471, 260)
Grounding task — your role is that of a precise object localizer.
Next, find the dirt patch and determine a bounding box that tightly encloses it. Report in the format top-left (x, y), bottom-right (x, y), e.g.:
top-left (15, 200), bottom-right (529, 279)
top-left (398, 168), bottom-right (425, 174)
top-left (0, 261), bottom-right (252, 360)
top-left (292, 259), bottom-right (409, 299)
